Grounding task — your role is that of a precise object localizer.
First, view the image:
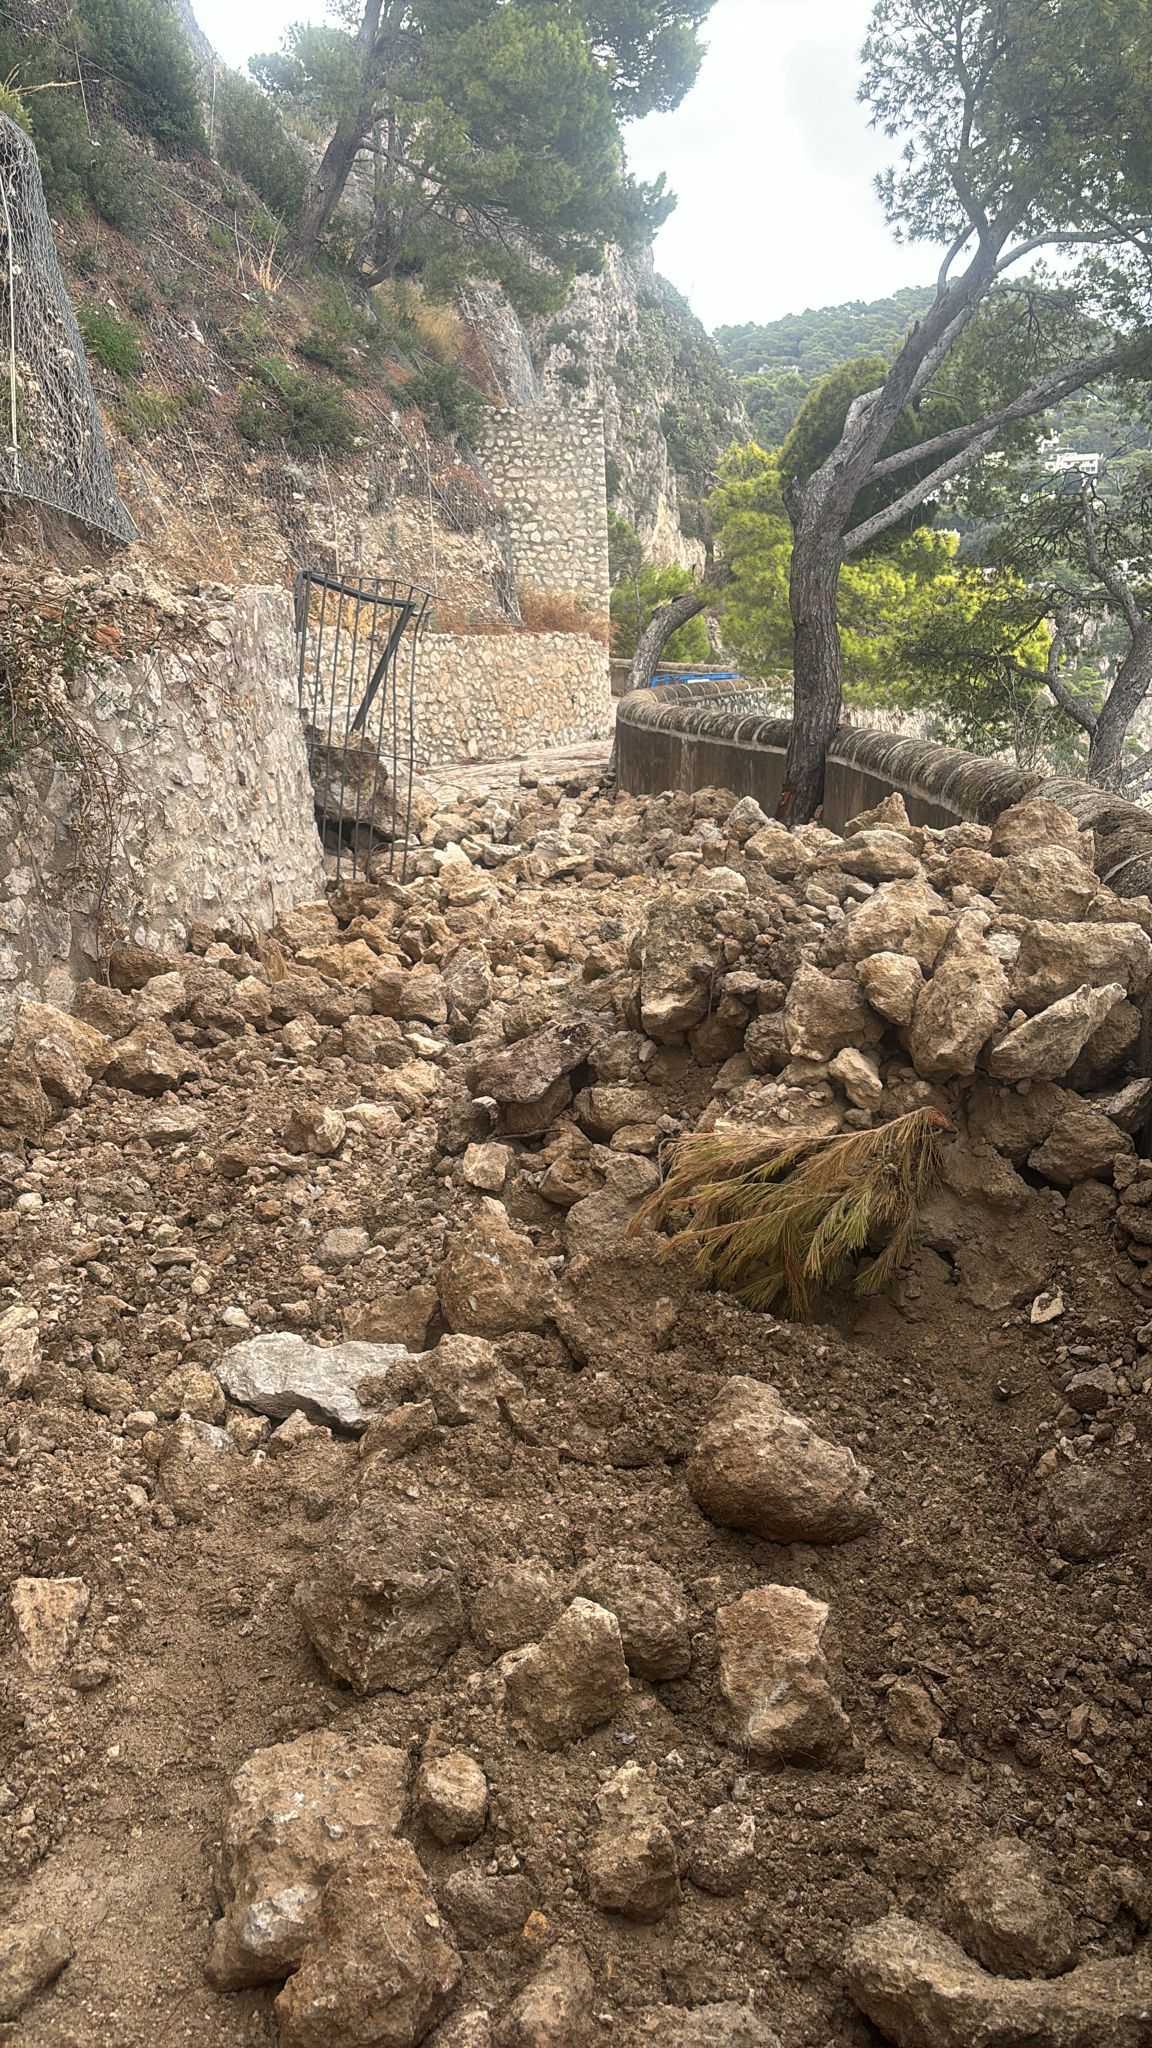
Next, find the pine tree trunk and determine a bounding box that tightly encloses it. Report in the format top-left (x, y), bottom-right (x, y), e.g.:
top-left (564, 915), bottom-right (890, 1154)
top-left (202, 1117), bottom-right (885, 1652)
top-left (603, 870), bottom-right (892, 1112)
top-left (780, 506), bottom-right (844, 825)
top-left (292, 115), bottom-right (371, 263)
top-left (1089, 621), bottom-right (1152, 789)
top-left (628, 587), bottom-right (712, 691)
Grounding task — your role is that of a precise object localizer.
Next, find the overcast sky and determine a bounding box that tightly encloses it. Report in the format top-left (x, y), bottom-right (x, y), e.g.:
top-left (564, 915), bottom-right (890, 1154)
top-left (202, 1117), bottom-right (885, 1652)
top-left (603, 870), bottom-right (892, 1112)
top-left (192, 0), bottom-right (939, 330)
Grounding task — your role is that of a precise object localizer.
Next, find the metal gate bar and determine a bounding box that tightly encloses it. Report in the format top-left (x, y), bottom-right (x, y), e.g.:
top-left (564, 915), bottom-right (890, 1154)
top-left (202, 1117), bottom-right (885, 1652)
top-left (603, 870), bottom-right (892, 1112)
top-left (295, 569), bottom-right (430, 883)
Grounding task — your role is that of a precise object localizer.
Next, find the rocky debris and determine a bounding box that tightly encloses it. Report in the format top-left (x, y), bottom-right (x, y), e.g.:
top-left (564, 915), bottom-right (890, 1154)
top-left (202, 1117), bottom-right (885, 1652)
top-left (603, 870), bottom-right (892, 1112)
top-left (207, 1731), bottom-right (408, 1988)
top-left (275, 1841), bottom-right (461, 2048)
top-left (104, 1023), bottom-right (200, 1095)
top-left (716, 1585), bottom-right (851, 1766)
top-left (472, 1561), bottom-right (567, 1654)
top-left (283, 1100), bottom-right (347, 1155)
top-left (437, 1207), bottom-right (556, 1338)
top-left (845, 1912), bottom-right (1152, 2048)
top-left (943, 1838), bottom-right (1078, 1980)
top-left (1038, 1464), bottom-right (1132, 1562)
top-left (1010, 921), bottom-right (1152, 1013)
top-left (638, 896), bottom-right (717, 1042)
top-left (442, 1869), bottom-right (535, 1947)
top-left (990, 797), bottom-right (1086, 857)
top-left (154, 1414), bottom-right (237, 1522)
top-left (471, 1022), bottom-right (595, 1106)
top-left (883, 1676), bottom-right (943, 1754)
top-left (574, 1560), bottom-right (691, 1680)
top-left (686, 1804), bottom-right (757, 1896)
top-left (855, 949), bottom-right (925, 1026)
top-left (295, 1498), bottom-right (465, 1694)
top-left (686, 1376), bottom-right (877, 1543)
top-left (9, 1000), bottom-right (111, 1105)
top-left (217, 1332), bottom-right (401, 1430)
top-left (634, 2007), bottom-right (781, 2047)
top-left (784, 964), bottom-right (881, 1062)
top-left (498, 1943), bottom-right (594, 2047)
top-left (10, 1576), bottom-right (89, 1676)
top-left (503, 1599), bottom-right (630, 1749)
top-left (416, 1751), bottom-right (489, 1845)
top-left (987, 984), bottom-right (1128, 1082)
top-left (1029, 1103), bottom-right (1133, 1186)
top-left (0, 1922), bottom-right (72, 2021)
top-left (583, 1762), bottom-right (681, 1921)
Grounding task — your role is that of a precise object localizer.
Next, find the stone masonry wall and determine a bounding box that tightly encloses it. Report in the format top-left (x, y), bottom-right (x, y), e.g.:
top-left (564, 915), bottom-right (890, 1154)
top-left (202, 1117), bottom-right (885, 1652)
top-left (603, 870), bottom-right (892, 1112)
top-left (414, 630), bottom-right (612, 765)
top-left (0, 583), bottom-right (324, 1032)
top-left (477, 406), bottom-right (610, 614)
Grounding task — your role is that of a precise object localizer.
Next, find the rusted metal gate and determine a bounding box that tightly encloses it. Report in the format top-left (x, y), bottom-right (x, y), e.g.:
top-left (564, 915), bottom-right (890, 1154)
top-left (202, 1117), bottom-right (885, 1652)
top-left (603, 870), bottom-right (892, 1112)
top-left (295, 569), bottom-right (430, 882)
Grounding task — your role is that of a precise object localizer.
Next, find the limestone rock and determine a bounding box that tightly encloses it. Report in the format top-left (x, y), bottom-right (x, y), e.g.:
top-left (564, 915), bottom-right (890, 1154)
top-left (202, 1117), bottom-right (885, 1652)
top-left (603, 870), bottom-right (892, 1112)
top-left (1010, 922), bottom-right (1152, 1013)
top-left (104, 1023), bottom-right (200, 1096)
top-left (472, 1561), bottom-right (567, 1654)
top-left (745, 822), bottom-right (807, 877)
top-left (966, 1079), bottom-right (1067, 1164)
top-left (821, 827), bottom-right (922, 882)
top-left (1038, 1465), bottom-right (1131, 1563)
top-left (371, 966), bottom-right (448, 1025)
top-left (418, 1333), bottom-right (524, 1427)
top-left (345, 1287), bottom-right (438, 1352)
top-left (470, 1021), bottom-right (595, 1105)
top-left (283, 1101), bottom-right (346, 1156)
top-left (417, 1751), bottom-right (489, 1846)
top-left (295, 1497), bottom-right (464, 1695)
top-left (783, 965), bottom-right (882, 1062)
top-left (686, 1805), bottom-right (757, 1896)
top-left (10, 1000), bottom-right (111, 1105)
top-left (461, 1141), bottom-right (512, 1192)
top-left (575, 1560), bottom-right (691, 1681)
top-left (0, 1922), bottom-right (72, 2022)
top-left (989, 797), bottom-right (1084, 856)
top-left (987, 984), bottom-right (1126, 1083)
top-left (584, 1762), bottom-right (681, 1922)
top-left (574, 1083), bottom-right (659, 1138)
top-left (944, 1839), bottom-right (1078, 1980)
top-left (841, 880), bottom-right (954, 970)
top-left (275, 1841), bottom-right (461, 2048)
top-left (438, 1208), bottom-right (555, 1338)
top-left (498, 1943), bottom-right (595, 2047)
top-left (154, 1416), bottom-right (237, 1522)
top-left (207, 1730), bottom-right (408, 1989)
top-left (829, 1045), bottom-right (884, 1109)
top-left (11, 1577), bottom-right (88, 1676)
top-left (1029, 1103), bottom-right (1133, 1186)
top-left (884, 1677), bottom-right (942, 1754)
top-left (716, 1584), bottom-right (850, 1766)
top-left (687, 1377), bottom-right (876, 1544)
top-left (218, 1332), bottom-right (402, 1430)
top-left (443, 1870), bottom-right (535, 1946)
top-left (503, 1599), bottom-right (630, 1750)
top-left (638, 898), bottom-right (717, 1043)
top-left (908, 922), bottom-right (1008, 1082)
top-left (0, 1058), bottom-right (50, 1137)
top-left (107, 939), bottom-right (177, 990)
top-left (992, 846), bottom-right (1097, 921)
top-left (845, 1912), bottom-right (1152, 2048)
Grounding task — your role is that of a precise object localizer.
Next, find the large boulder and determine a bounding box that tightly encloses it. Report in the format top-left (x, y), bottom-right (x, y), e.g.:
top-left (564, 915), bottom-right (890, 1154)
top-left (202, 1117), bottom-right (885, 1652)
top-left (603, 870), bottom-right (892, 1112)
top-left (503, 1599), bottom-right (630, 1750)
top-left (274, 1841), bottom-right (461, 2048)
top-left (437, 1207), bottom-right (555, 1338)
top-left (783, 965), bottom-right (882, 1062)
top-left (217, 1333), bottom-right (403, 1431)
top-left (638, 896), bottom-right (718, 1043)
top-left (687, 1377), bottom-right (877, 1544)
top-left (845, 1912), bottom-right (1152, 2048)
top-left (583, 1762), bottom-right (681, 1922)
top-left (9, 1000), bottom-right (111, 1106)
top-left (989, 797), bottom-right (1084, 856)
top-left (1010, 922), bottom-right (1152, 1013)
top-left (986, 984), bottom-right (1127, 1083)
top-left (840, 879), bottom-right (954, 970)
top-left (207, 1731), bottom-right (408, 1988)
top-left (470, 1021), bottom-right (595, 1105)
top-left (943, 1839), bottom-right (1078, 1980)
top-left (992, 846), bottom-right (1097, 921)
top-left (295, 1497), bottom-right (465, 1695)
top-left (908, 920), bottom-right (1008, 1081)
top-left (1028, 1104), bottom-right (1133, 1185)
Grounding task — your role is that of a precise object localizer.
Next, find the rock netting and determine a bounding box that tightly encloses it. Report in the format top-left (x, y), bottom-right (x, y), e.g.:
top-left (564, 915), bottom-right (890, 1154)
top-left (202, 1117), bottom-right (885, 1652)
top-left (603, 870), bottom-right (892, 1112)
top-left (0, 766), bottom-right (1148, 2045)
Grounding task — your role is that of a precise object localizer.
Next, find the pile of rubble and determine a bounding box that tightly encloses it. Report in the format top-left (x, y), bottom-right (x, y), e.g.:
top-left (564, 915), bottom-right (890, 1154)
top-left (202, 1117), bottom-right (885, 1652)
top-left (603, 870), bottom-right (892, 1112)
top-left (0, 770), bottom-right (1148, 2047)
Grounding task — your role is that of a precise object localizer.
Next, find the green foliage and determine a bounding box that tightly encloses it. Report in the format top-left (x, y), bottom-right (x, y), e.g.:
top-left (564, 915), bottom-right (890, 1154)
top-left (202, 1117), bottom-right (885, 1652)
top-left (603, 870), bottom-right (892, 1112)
top-left (77, 302), bottom-right (142, 378)
top-left (295, 288), bottom-right (376, 378)
top-left (403, 364), bottom-right (487, 445)
top-left (82, 126), bottom-right (154, 231)
top-left (634, 1109), bottom-right (949, 1317)
top-left (0, 30), bottom-right (93, 213)
top-left (716, 290), bottom-right (935, 382)
top-left (608, 509), bottom-right (710, 663)
top-left (215, 69), bottom-right (308, 224)
top-left (236, 359), bottom-right (357, 456)
top-left (74, 0), bottom-right (206, 152)
top-left (112, 385), bottom-right (182, 441)
top-left (253, 1), bottom-right (706, 291)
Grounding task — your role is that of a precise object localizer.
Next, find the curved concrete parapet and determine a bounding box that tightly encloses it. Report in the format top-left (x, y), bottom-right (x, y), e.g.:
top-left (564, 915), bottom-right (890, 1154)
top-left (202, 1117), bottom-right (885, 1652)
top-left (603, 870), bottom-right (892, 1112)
top-left (615, 678), bottom-right (1152, 898)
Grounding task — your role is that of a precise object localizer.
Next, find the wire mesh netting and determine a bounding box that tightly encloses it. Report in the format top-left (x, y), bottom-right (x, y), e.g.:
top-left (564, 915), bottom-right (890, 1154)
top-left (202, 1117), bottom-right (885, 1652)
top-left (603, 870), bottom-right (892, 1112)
top-left (295, 569), bottom-right (431, 883)
top-left (0, 114), bottom-right (136, 544)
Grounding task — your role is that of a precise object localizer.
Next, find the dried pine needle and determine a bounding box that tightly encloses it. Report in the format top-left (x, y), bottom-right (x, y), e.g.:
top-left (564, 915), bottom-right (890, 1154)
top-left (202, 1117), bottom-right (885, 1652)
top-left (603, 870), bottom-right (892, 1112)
top-left (630, 1107), bottom-right (951, 1317)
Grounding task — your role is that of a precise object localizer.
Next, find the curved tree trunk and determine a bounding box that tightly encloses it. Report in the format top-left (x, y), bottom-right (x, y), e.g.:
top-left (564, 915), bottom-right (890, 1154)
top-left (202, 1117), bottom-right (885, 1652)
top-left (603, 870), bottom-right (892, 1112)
top-left (780, 504), bottom-right (844, 825)
top-left (1089, 621), bottom-right (1152, 789)
top-left (628, 585), bottom-right (714, 692)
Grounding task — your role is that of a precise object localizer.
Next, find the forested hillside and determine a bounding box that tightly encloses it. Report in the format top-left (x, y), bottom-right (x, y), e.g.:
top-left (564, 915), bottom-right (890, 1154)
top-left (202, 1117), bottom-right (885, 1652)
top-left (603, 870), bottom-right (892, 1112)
top-left (715, 289), bottom-right (934, 444)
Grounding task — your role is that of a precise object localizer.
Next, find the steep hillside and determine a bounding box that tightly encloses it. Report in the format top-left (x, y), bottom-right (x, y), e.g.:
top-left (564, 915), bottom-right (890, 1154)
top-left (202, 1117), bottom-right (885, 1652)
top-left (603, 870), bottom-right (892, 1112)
top-left (715, 288), bottom-right (935, 447)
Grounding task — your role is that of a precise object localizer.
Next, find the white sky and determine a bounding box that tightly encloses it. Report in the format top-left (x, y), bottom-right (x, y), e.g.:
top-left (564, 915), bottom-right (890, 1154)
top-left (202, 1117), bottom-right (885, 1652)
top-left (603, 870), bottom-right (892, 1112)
top-left (191, 0), bottom-right (940, 329)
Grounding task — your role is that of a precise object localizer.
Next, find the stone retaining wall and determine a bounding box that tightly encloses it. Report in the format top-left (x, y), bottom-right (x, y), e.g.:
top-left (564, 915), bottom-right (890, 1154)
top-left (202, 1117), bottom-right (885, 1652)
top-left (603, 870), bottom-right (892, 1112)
top-left (616, 677), bottom-right (1152, 898)
top-left (416, 630), bottom-right (612, 765)
top-left (0, 584), bottom-right (324, 1032)
top-left (477, 406), bottom-right (610, 612)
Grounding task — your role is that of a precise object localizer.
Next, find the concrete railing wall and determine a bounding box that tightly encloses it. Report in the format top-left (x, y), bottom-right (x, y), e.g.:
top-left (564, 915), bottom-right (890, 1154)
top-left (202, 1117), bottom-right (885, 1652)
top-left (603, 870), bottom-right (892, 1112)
top-left (616, 677), bottom-right (1152, 899)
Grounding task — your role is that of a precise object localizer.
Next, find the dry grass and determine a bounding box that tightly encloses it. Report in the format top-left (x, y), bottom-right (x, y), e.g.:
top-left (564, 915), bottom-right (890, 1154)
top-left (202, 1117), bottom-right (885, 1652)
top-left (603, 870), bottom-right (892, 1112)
top-left (631, 1108), bottom-right (952, 1317)
top-left (518, 590), bottom-right (611, 643)
top-left (373, 281), bottom-right (466, 366)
